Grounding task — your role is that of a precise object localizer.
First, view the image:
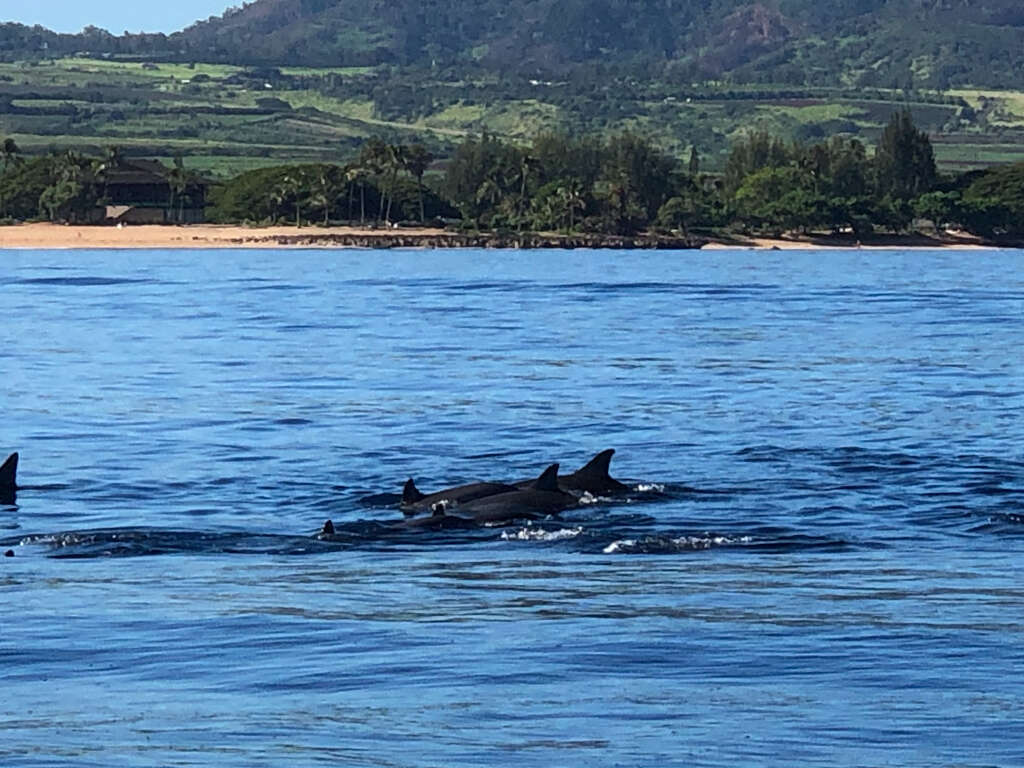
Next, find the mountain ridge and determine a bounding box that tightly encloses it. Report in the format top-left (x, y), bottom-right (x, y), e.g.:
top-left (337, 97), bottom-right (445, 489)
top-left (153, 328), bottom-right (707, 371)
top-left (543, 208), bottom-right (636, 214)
top-left (3, 0), bottom-right (1024, 88)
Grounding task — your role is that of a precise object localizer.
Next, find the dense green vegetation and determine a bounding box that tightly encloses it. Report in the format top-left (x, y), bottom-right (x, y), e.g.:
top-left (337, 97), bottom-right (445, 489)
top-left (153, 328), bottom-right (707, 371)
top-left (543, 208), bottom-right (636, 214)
top-left (7, 54), bottom-right (1024, 180)
top-left (0, 140), bottom-right (206, 223)
top-left (5, 111), bottom-right (1024, 240)
top-left (7, 2), bottom-right (1024, 177)
top-left (6, 0), bottom-right (1024, 91)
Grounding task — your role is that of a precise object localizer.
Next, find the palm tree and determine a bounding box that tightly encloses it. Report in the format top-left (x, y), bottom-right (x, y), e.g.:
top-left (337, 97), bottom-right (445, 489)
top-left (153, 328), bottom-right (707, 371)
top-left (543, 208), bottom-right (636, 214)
top-left (1, 137), bottom-right (20, 175)
top-left (345, 165), bottom-right (368, 225)
top-left (167, 156), bottom-right (188, 223)
top-left (517, 152), bottom-right (538, 221)
top-left (557, 180), bottom-right (586, 232)
top-left (40, 151), bottom-right (88, 222)
top-left (358, 138), bottom-right (389, 223)
top-left (402, 143), bottom-right (434, 223)
top-left (475, 176), bottom-right (503, 210)
top-left (0, 137), bottom-right (18, 218)
top-left (383, 143), bottom-right (404, 225)
top-left (312, 171), bottom-right (333, 225)
top-left (284, 174), bottom-right (303, 227)
top-left (100, 145), bottom-right (123, 171)
top-left (269, 174), bottom-right (302, 225)
top-left (268, 184), bottom-right (287, 224)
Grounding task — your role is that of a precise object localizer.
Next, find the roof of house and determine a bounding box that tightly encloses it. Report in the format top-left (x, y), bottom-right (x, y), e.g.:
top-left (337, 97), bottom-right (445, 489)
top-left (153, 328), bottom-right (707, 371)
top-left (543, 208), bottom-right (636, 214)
top-left (103, 159), bottom-right (208, 187)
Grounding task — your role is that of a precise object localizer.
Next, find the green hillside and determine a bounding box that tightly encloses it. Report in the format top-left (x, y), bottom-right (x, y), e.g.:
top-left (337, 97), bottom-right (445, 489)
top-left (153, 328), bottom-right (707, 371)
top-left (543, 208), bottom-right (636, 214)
top-left (5, 0), bottom-right (1024, 88)
top-left (4, 1), bottom-right (1024, 175)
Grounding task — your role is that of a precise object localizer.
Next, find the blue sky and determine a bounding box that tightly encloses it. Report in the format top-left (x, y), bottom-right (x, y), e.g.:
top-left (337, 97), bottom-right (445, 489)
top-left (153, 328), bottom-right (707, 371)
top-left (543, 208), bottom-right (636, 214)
top-left (0, 1), bottom-right (233, 33)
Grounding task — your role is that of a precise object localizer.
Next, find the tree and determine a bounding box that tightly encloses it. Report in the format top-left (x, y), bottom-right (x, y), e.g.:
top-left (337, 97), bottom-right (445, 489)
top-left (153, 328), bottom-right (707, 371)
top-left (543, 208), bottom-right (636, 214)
top-left (600, 132), bottom-right (675, 222)
top-left (443, 133), bottom-right (522, 225)
top-left (530, 132), bottom-right (602, 191)
top-left (556, 179), bottom-right (586, 232)
top-left (959, 162), bottom-right (1024, 235)
top-left (913, 191), bottom-right (961, 231)
top-left (311, 170), bottom-right (335, 225)
top-left (657, 196), bottom-right (693, 238)
top-left (383, 143), bottom-right (404, 224)
top-left (358, 137), bottom-right (404, 223)
top-left (167, 156), bottom-right (188, 223)
top-left (37, 151), bottom-right (103, 223)
top-left (402, 143), bottom-right (434, 223)
top-left (873, 194), bottom-right (914, 233)
top-left (345, 165), bottom-right (369, 224)
top-left (1, 137), bottom-right (20, 175)
top-left (875, 109), bottom-right (937, 200)
top-left (724, 131), bottom-right (792, 196)
top-left (0, 137), bottom-right (20, 218)
top-left (516, 151), bottom-right (540, 222)
top-left (734, 166), bottom-right (828, 234)
top-left (270, 172), bottom-right (304, 226)
top-left (594, 173), bottom-right (646, 235)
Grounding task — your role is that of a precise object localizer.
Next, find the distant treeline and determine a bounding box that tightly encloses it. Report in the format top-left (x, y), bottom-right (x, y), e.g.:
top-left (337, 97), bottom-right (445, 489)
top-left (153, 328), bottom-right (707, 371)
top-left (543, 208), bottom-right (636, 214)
top-left (3, 111), bottom-right (1024, 238)
top-left (432, 111), bottom-right (1024, 238)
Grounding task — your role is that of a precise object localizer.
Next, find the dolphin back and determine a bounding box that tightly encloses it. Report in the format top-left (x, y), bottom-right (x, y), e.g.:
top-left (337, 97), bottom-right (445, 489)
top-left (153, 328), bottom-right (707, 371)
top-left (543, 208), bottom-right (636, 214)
top-left (0, 452), bottom-right (17, 488)
top-left (403, 478), bottom-right (425, 505)
top-left (532, 463), bottom-right (560, 492)
top-left (577, 449), bottom-right (614, 479)
top-left (562, 449), bottom-right (628, 494)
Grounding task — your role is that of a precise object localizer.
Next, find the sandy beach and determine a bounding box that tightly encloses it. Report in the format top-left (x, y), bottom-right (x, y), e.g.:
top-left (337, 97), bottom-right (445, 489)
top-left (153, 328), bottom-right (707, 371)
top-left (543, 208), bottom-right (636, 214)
top-left (0, 222), bottom-right (1001, 250)
top-left (0, 223), bottom-right (452, 250)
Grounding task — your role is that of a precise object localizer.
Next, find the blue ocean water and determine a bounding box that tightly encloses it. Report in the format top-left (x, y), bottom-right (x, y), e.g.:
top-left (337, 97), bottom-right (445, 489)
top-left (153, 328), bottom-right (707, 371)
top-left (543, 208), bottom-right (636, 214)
top-left (2, 246), bottom-right (1023, 767)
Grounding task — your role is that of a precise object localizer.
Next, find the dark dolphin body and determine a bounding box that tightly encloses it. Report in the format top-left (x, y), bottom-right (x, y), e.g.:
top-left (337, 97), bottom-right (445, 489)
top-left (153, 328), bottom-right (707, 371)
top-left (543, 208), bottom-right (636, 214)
top-left (0, 452), bottom-right (17, 505)
top-left (317, 506), bottom-right (477, 540)
top-left (398, 508), bottom-right (478, 531)
top-left (458, 463), bottom-right (578, 525)
top-left (517, 449), bottom-right (629, 496)
top-left (558, 449), bottom-right (629, 495)
top-left (400, 476), bottom-right (519, 517)
top-left (318, 464), bottom-right (578, 539)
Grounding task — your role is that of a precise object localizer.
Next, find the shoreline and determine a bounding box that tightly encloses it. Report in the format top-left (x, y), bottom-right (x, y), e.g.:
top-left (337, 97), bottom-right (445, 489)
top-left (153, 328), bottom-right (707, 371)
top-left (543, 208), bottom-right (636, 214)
top-left (0, 222), bottom-right (1005, 250)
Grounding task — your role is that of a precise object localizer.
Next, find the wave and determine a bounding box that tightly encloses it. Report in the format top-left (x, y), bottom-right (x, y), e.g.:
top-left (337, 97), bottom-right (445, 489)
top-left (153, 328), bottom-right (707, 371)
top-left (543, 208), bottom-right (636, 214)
top-left (4, 528), bottom-right (323, 558)
top-left (13, 276), bottom-right (153, 287)
top-left (501, 526), bottom-right (584, 542)
top-left (600, 531), bottom-right (852, 555)
top-left (602, 533), bottom-right (753, 554)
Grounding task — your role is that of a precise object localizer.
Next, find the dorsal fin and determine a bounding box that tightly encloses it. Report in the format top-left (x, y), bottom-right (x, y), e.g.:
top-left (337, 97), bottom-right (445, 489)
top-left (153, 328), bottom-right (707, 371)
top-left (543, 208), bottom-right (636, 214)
top-left (532, 463), bottom-right (560, 492)
top-left (402, 478), bottom-right (425, 504)
top-left (320, 519), bottom-right (335, 536)
top-left (574, 449), bottom-right (614, 481)
top-left (0, 453), bottom-right (17, 488)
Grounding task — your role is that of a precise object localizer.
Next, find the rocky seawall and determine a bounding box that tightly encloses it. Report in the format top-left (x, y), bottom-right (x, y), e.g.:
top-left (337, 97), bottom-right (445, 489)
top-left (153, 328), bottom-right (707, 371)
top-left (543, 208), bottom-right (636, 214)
top-left (223, 232), bottom-right (706, 249)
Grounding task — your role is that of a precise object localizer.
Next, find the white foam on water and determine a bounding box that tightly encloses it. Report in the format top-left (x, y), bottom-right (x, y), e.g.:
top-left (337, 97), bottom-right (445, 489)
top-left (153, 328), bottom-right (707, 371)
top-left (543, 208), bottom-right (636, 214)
top-left (603, 534), bottom-right (753, 554)
top-left (502, 526), bottom-right (584, 542)
top-left (602, 538), bottom-right (635, 554)
top-left (671, 534), bottom-right (753, 549)
top-left (635, 483), bottom-right (665, 493)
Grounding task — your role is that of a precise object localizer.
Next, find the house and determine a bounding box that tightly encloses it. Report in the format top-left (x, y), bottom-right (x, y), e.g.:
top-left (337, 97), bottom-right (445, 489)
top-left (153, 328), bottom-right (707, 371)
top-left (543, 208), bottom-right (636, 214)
top-left (101, 159), bottom-right (208, 224)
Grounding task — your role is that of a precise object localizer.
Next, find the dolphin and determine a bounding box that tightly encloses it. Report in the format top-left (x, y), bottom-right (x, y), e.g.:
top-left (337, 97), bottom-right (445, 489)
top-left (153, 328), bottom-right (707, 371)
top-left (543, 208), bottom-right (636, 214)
top-left (0, 453), bottom-right (16, 488)
top-left (516, 449), bottom-right (629, 496)
top-left (400, 476), bottom-right (519, 517)
top-left (318, 508), bottom-right (476, 538)
top-left (399, 507), bottom-right (478, 530)
top-left (0, 452), bottom-right (17, 505)
top-left (458, 463), bottom-right (578, 525)
top-left (557, 449), bottom-right (630, 495)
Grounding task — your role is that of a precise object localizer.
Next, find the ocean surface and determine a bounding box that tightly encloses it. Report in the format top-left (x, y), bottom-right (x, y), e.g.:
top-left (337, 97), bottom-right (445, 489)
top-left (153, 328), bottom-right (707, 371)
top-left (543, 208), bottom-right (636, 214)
top-left (2, 246), bottom-right (1023, 767)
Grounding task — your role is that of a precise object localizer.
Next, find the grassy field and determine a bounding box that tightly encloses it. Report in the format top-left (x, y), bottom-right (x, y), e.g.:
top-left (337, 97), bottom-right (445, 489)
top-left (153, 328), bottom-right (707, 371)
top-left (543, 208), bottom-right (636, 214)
top-left (3, 57), bottom-right (1024, 177)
